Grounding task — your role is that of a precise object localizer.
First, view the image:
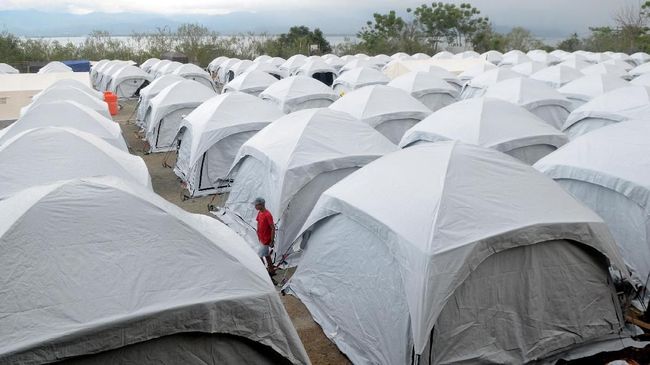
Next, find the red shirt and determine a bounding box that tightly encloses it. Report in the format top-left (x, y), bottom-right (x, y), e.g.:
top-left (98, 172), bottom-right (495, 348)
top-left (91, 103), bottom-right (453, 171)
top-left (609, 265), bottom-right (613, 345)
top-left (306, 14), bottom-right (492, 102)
top-left (256, 209), bottom-right (274, 245)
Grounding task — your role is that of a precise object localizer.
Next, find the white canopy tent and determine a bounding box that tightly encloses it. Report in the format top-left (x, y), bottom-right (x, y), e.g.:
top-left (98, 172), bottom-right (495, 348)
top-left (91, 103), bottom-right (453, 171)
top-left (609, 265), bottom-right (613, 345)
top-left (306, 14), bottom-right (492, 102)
top-left (265, 56), bottom-right (286, 67)
top-left (498, 52), bottom-right (531, 67)
top-left (21, 85), bottom-right (111, 119)
top-left (173, 92), bottom-right (283, 197)
top-left (223, 70), bottom-right (279, 97)
top-left (37, 61), bottom-right (73, 74)
top-left (259, 76), bottom-right (338, 114)
top-left (329, 85), bottom-right (432, 144)
top-left (207, 56), bottom-right (228, 75)
top-left (387, 71), bottom-right (458, 112)
top-left (510, 61), bottom-right (547, 76)
top-left (483, 77), bottom-right (573, 129)
top-left (0, 176), bottom-right (309, 365)
top-left (581, 63), bottom-right (632, 80)
top-left (218, 108), bottom-right (397, 260)
top-left (562, 86), bottom-right (650, 139)
top-left (226, 60), bottom-right (254, 82)
top-left (288, 142), bottom-right (627, 365)
top-left (630, 62), bottom-right (650, 78)
top-left (172, 63), bottom-right (216, 91)
top-left (399, 98), bottom-right (568, 164)
top-left (559, 74), bottom-right (631, 108)
top-left (480, 50), bottom-right (503, 64)
top-left (144, 80), bottom-right (216, 152)
top-left (149, 59), bottom-right (171, 77)
top-left (158, 61), bottom-right (183, 77)
top-left (535, 120), bottom-right (650, 286)
top-left (97, 62), bottom-right (129, 91)
top-left (558, 58), bottom-right (592, 71)
top-left (530, 65), bottom-right (585, 88)
top-left (631, 52), bottom-right (650, 66)
top-left (602, 58), bottom-right (634, 71)
top-left (107, 65), bottom-right (153, 98)
top-left (457, 62), bottom-right (497, 82)
top-left (2, 100), bottom-right (127, 151)
top-left (460, 68), bottom-right (520, 99)
top-left (279, 55), bottom-right (308, 75)
top-left (216, 58), bottom-right (240, 85)
top-left (332, 67), bottom-right (390, 95)
top-left (0, 128), bottom-right (151, 198)
top-left (630, 72), bottom-right (650, 87)
top-left (135, 75), bottom-right (185, 127)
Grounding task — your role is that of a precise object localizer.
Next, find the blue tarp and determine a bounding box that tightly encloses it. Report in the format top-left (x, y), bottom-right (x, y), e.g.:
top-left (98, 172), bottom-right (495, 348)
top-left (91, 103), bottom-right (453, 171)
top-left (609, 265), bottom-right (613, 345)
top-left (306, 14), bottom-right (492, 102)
top-left (62, 60), bottom-right (91, 72)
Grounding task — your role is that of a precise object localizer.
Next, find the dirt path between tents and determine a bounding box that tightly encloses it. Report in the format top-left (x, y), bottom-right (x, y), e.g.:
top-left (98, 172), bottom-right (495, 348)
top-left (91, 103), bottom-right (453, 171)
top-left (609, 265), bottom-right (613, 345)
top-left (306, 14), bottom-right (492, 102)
top-left (114, 100), bottom-right (351, 365)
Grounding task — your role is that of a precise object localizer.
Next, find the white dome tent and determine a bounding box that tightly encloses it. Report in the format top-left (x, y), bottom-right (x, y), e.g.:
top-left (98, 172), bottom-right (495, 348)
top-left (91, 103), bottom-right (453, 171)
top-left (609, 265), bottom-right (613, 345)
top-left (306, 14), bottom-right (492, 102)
top-left (399, 98), bottom-right (568, 164)
top-left (259, 76), bottom-right (338, 114)
top-left (107, 65), bottom-right (153, 98)
top-left (253, 55), bottom-right (272, 63)
top-left (158, 61), bottom-right (183, 76)
top-left (329, 85), bottom-right (431, 144)
top-left (457, 62), bottom-right (497, 82)
top-left (98, 62), bottom-right (129, 91)
top-left (530, 65), bottom-right (584, 88)
top-left (527, 51), bottom-right (560, 65)
top-left (0, 176), bottom-right (309, 365)
top-left (558, 58), bottom-right (592, 71)
top-left (90, 60), bottom-right (112, 86)
top-left (324, 56), bottom-right (346, 72)
top-left (172, 63), bottom-right (216, 91)
top-left (332, 67), bottom-right (390, 95)
top-left (135, 75), bottom-right (186, 127)
top-left (226, 60), bottom-right (254, 82)
top-left (173, 92), bottom-right (283, 197)
top-left (630, 72), bottom-right (650, 87)
top-left (562, 86), bottom-right (650, 139)
top-left (22, 85), bottom-right (111, 119)
top-left (387, 71), bottom-right (458, 112)
top-left (411, 53), bottom-right (430, 60)
top-left (0, 128), bottom-right (151, 199)
top-left (631, 52), bottom-right (650, 66)
top-left (218, 108), bottom-right (397, 261)
top-left (460, 67), bottom-right (520, 99)
top-left (223, 70), bottom-right (279, 96)
top-left (340, 59), bottom-right (377, 73)
top-left (480, 50), bottom-right (503, 64)
top-left (139, 57), bottom-right (160, 73)
top-left (216, 58), bottom-right (240, 85)
top-left (287, 142), bottom-right (627, 365)
top-left (266, 56), bottom-right (286, 67)
top-left (32, 78), bottom-right (103, 100)
top-left (630, 62), bottom-right (650, 78)
top-left (293, 58), bottom-right (338, 86)
top-left (2, 100), bottom-right (127, 151)
top-left (207, 56), bottom-right (228, 76)
top-left (510, 61), bottom-right (546, 76)
top-left (483, 77), bottom-right (573, 129)
top-left (410, 64), bottom-right (463, 91)
top-left (144, 80), bottom-right (215, 153)
top-left (602, 58), bottom-right (634, 71)
top-left (245, 62), bottom-right (285, 79)
top-left (581, 63), bottom-right (632, 80)
top-left (279, 55), bottom-right (307, 75)
top-left (149, 59), bottom-right (170, 76)
top-left (535, 120), bottom-right (650, 286)
top-left (37, 61), bottom-right (73, 74)
top-left (0, 63), bottom-right (19, 74)
top-left (558, 74), bottom-right (631, 108)
top-left (498, 52), bottom-right (531, 67)
top-left (454, 50), bottom-right (480, 59)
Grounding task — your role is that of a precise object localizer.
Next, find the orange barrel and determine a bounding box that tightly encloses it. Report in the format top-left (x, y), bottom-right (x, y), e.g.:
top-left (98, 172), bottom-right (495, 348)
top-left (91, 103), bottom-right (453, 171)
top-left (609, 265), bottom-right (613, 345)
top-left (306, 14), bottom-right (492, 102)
top-left (104, 92), bottom-right (118, 116)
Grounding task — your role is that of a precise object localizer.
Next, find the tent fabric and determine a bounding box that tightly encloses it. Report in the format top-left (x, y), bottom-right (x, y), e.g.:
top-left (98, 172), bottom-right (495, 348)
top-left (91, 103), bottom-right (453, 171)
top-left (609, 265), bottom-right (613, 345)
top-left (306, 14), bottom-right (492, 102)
top-left (630, 73), bottom-right (650, 87)
top-left (399, 97), bottom-right (568, 164)
top-left (559, 74), bottom-right (631, 104)
top-left (332, 67), bottom-right (390, 95)
top-left (457, 62), bottom-right (497, 81)
top-left (510, 61), bottom-right (547, 76)
top-left (174, 92), bottom-right (283, 196)
top-left (483, 77), bottom-right (573, 129)
top-left (245, 62), bottom-right (286, 79)
top-left (222, 108), bottom-right (397, 256)
top-left (107, 65), bottom-right (153, 98)
top-left (145, 80), bottom-right (215, 152)
top-left (136, 75), bottom-right (186, 126)
top-left (32, 78), bottom-right (103, 100)
top-left (387, 71), bottom-right (458, 112)
top-left (631, 53), bottom-right (650, 65)
top-left (21, 85), bottom-right (111, 119)
top-left (329, 85), bottom-right (432, 143)
top-left (280, 55), bottom-right (308, 74)
top-left (581, 63), bottom-right (632, 80)
top-left (498, 52), bottom-right (531, 67)
top-left (530, 65), bottom-right (585, 88)
top-left (38, 61), bottom-right (73, 74)
top-left (0, 176), bottom-right (309, 365)
top-left (172, 64), bottom-right (216, 91)
top-left (629, 62), bottom-right (650, 77)
top-left (534, 119), bottom-right (650, 285)
top-left (480, 50), bottom-right (503, 64)
top-left (460, 68), bottom-right (520, 99)
top-left (1, 100), bottom-right (127, 151)
top-left (63, 60), bottom-right (91, 72)
top-left (288, 142), bottom-right (627, 364)
top-left (98, 63), bottom-right (130, 91)
top-left (562, 86), bottom-right (650, 138)
top-left (140, 58), bottom-right (160, 72)
top-left (0, 127), bottom-right (151, 198)
top-left (260, 76), bottom-right (338, 114)
top-left (294, 59), bottom-right (337, 78)
top-left (0, 63), bottom-right (19, 74)
top-left (223, 70), bottom-right (279, 96)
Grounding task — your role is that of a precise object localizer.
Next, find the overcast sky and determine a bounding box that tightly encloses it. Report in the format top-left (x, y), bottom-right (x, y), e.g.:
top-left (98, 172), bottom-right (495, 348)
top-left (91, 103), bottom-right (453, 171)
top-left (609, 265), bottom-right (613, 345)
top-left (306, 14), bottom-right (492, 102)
top-left (0, 0), bottom-right (628, 35)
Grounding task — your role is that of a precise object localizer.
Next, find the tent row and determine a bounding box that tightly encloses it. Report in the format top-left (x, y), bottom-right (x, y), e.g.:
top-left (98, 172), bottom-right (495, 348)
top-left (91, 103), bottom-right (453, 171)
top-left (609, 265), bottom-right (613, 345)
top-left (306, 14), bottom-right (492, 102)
top-left (0, 74), bottom-right (310, 364)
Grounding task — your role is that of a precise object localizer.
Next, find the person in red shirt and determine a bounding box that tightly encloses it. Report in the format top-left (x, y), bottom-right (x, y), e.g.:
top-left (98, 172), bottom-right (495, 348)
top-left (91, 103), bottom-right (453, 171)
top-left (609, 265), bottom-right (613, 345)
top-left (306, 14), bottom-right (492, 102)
top-left (254, 197), bottom-right (276, 274)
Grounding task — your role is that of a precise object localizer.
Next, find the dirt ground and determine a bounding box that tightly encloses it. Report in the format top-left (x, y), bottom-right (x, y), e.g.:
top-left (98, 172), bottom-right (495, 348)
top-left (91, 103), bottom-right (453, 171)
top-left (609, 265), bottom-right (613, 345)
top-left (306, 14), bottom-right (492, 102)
top-left (114, 100), bottom-right (350, 365)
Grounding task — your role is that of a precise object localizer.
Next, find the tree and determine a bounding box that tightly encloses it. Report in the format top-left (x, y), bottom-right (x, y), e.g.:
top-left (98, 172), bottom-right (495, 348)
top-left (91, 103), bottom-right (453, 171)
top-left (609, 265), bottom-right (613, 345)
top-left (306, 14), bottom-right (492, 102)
top-left (504, 27), bottom-right (543, 51)
top-left (174, 23), bottom-right (219, 65)
top-left (414, 2), bottom-right (489, 51)
top-left (557, 33), bottom-right (583, 52)
top-left (356, 10), bottom-right (425, 55)
top-left (471, 24), bottom-right (506, 53)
